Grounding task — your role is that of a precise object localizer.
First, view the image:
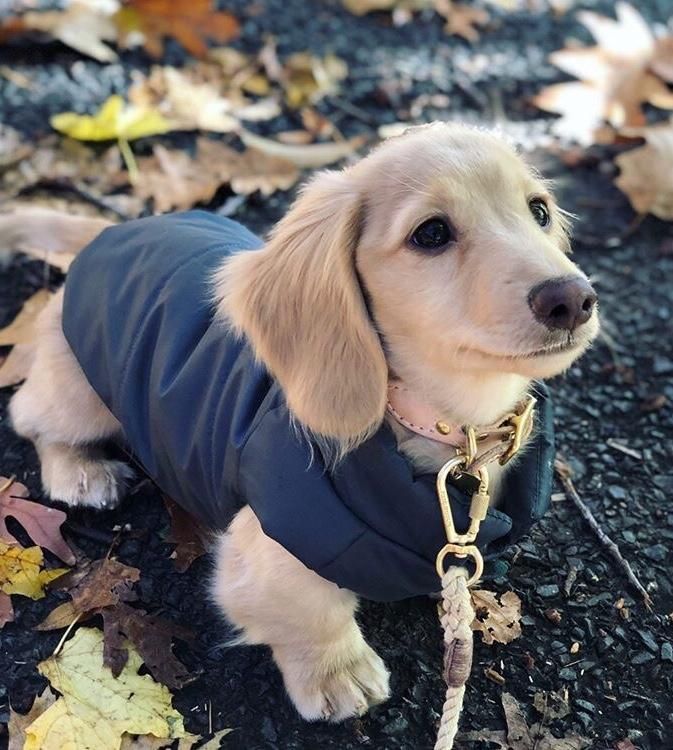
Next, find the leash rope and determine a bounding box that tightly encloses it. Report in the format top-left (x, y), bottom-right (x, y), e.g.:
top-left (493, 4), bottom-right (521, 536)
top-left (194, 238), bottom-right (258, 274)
top-left (432, 395), bottom-right (537, 750)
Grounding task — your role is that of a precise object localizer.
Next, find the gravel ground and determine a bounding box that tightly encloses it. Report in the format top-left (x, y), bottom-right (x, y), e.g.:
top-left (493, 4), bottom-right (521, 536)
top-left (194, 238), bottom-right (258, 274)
top-left (1, 1), bottom-right (673, 749)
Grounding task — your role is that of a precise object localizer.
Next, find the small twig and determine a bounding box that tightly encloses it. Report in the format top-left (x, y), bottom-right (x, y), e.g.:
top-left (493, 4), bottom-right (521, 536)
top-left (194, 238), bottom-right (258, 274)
top-left (52, 613), bottom-right (82, 657)
top-left (555, 457), bottom-right (653, 611)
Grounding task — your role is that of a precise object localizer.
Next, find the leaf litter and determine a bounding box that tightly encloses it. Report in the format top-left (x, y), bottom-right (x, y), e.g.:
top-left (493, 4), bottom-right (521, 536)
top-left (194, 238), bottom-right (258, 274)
top-left (533, 2), bottom-right (673, 145)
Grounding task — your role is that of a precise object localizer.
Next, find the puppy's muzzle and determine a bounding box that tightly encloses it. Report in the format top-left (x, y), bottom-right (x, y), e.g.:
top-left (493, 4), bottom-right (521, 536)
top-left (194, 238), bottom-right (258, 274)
top-left (528, 276), bottom-right (597, 332)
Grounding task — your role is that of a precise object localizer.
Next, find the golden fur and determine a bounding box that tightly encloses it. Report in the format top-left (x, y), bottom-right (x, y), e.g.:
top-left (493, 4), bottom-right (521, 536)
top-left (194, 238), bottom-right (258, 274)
top-left (6, 123), bottom-right (598, 721)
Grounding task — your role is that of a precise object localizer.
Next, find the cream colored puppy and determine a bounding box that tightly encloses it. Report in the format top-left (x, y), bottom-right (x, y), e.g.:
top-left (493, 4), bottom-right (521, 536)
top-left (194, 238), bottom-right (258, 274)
top-left (7, 123), bottom-right (598, 722)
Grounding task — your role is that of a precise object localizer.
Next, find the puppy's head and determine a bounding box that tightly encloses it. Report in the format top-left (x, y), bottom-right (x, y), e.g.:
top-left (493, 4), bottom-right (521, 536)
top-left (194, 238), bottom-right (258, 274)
top-left (217, 123), bottom-right (598, 449)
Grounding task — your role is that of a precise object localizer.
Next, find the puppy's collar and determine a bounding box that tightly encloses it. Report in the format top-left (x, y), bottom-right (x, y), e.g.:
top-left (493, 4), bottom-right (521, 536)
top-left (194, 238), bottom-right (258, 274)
top-left (386, 380), bottom-right (536, 467)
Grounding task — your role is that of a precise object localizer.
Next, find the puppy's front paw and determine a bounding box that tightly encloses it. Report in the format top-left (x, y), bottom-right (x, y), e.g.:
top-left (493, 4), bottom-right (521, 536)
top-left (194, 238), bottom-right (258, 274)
top-left (43, 456), bottom-right (133, 510)
top-left (276, 640), bottom-right (390, 722)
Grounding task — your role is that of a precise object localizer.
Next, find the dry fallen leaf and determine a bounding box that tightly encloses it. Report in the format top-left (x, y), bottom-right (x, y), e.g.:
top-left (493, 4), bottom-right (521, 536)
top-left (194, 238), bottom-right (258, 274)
top-left (100, 601), bottom-right (196, 689)
top-left (0, 124), bottom-right (33, 168)
top-left (533, 3), bottom-right (673, 144)
top-left (37, 555), bottom-right (195, 689)
top-left (129, 64), bottom-right (280, 134)
top-left (1, 1), bottom-right (120, 63)
top-left (533, 689), bottom-right (571, 720)
top-left (240, 129), bottom-right (366, 168)
top-left (280, 52), bottom-right (348, 108)
top-left (8, 689), bottom-right (57, 750)
top-left (0, 290), bottom-right (52, 347)
top-left (51, 94), bottom-right (172, 142)
top-left (0, 137), bottom-right (127, 208)
top-left (0, 206), bottom-right (112, 271)
top-left (615, 119), bottom-right (673, 219)
top-left (471, 589), bottom-right (522, 645)
top-left (133, 138), bottom-right (299, 210)
top-left (0, 476), bottom-right (75, 563)
top-left (342, 0), bottom-right (488, 39)
top-left (37, 557), bottom-right (140, 630)
top-left (114, 0), bottom-right (239, 59)
top-left (342, 0), bottom-right (433, 16)
top-left (0, 542), bottom-right (67, 597)
top-left (461, 692), bottom-right (591, 750)
top-left (26, 627), bottom-right (188, 750)
top-left (436, 0), bottom-right (489, 42)
top-left (163, 496), bottom-right (208, 572)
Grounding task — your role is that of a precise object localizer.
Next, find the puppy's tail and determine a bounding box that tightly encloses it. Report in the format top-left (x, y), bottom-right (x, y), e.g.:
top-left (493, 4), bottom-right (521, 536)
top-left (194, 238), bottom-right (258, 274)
top-left (0, 207), bottom-right (114, 267)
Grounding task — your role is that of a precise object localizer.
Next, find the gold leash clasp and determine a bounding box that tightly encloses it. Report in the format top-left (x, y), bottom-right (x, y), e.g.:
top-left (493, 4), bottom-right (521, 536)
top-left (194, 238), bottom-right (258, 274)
top-left (435, 455), bottom-right (487, 587)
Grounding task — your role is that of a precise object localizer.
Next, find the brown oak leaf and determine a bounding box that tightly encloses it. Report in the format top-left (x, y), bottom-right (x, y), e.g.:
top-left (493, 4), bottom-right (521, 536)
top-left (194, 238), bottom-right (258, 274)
top-left (101, 601), bottom-right (197, 689)
top-left (37, 557), bottom-right (140, 630)
top-left (0, 476), bottom-right (75, 564)
top-left (114, 0), bottom-right (240, 59)
top-left (163, 496), bottom-right (208, 573)
top-left (471, 588), bottom-right (522, 645)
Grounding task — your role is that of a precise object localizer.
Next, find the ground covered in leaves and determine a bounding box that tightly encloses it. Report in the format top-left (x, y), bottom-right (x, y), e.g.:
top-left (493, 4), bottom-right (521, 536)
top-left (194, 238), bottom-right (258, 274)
top-left (1, 1), bottom-right (673, 749)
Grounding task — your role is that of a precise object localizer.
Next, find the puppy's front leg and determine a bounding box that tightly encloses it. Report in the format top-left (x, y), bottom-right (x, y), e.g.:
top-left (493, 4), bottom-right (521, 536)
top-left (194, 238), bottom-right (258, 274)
top-left (212, 506), bottom-right (390, 721)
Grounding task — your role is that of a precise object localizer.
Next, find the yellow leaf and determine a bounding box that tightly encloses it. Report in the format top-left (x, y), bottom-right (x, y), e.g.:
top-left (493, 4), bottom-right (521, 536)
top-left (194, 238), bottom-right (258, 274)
top-left (0, 542), bottom-right (67, 600)
top-left (26, 627), bottom-right (188, 750)
top-left (51, 95), bottom-right (172, 142)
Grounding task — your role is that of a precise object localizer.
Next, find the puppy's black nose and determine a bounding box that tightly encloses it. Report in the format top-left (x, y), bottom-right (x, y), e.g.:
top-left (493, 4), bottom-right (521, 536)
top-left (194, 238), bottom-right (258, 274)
top-left (528, 276), bottom-right (597, 331)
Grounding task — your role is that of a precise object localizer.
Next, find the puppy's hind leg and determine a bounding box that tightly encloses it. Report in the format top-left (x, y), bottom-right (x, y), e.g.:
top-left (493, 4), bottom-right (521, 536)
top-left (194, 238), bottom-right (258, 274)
top-left (9, 289), bottom-right (132, 509)
top-left (212, 506), bottom-right (390, 722)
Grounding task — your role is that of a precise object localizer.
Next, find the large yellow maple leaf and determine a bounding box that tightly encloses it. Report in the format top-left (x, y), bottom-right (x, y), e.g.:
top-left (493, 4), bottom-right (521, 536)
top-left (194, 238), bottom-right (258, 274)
top-left (25, 627), bottom-right (188, 750)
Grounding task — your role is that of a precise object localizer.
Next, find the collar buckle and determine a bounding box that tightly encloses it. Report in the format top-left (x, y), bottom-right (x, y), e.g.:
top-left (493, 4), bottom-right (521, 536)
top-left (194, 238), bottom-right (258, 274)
top-left (498, 395), bottom-right (537, 465)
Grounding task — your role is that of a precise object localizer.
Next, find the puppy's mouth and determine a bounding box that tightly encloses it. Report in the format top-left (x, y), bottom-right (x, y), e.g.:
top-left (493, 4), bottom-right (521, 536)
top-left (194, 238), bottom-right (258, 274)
top-left (519, 337), bottom-right (580, 359)
top-left (471, 333), bottom-right (588, 361)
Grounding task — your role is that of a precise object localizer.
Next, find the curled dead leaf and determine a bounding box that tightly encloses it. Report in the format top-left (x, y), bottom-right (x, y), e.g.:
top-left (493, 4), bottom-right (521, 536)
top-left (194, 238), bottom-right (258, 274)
top-left (615, 119), bottom-right (673, 219)
top-left (471, 588), bottom-right (522, 645)
top-left (240, 129), bottom-right (366, 168)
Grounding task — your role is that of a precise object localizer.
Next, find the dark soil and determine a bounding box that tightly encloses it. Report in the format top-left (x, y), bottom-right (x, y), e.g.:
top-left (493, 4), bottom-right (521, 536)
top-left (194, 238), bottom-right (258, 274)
top-left (1, 1), bottom-right (673, 749)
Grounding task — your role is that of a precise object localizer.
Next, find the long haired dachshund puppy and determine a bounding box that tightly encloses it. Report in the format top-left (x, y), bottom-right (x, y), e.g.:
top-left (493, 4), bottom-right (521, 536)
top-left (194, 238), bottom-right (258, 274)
top-left (7, 123), bottom-right (598, 721)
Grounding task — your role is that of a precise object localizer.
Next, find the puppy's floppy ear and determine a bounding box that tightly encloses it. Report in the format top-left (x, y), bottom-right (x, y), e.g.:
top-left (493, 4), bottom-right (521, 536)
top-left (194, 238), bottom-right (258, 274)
top-left (215, 170), bottom-right (388, 447)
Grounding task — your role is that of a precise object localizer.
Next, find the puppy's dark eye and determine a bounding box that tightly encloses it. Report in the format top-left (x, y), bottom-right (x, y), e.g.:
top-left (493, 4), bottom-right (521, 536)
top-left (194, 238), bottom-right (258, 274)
top-left (529, 198), bottom-right (551, 228)
top-left (410, 218), bottom-right (454, 252)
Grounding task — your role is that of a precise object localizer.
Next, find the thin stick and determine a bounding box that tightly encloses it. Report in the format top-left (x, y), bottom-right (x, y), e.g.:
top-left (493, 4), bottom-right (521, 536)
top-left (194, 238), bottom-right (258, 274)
top-left (52, 613), bottom-right (82, 657)
top-left (555, 457), bottom-right (653, 611)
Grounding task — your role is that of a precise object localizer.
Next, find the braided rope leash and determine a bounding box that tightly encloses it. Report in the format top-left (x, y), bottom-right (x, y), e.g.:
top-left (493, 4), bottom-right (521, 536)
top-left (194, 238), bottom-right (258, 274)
top-left (432, 396), bottom-right (537, 750)
top-left (434, 567), bottom-right (473, 750)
